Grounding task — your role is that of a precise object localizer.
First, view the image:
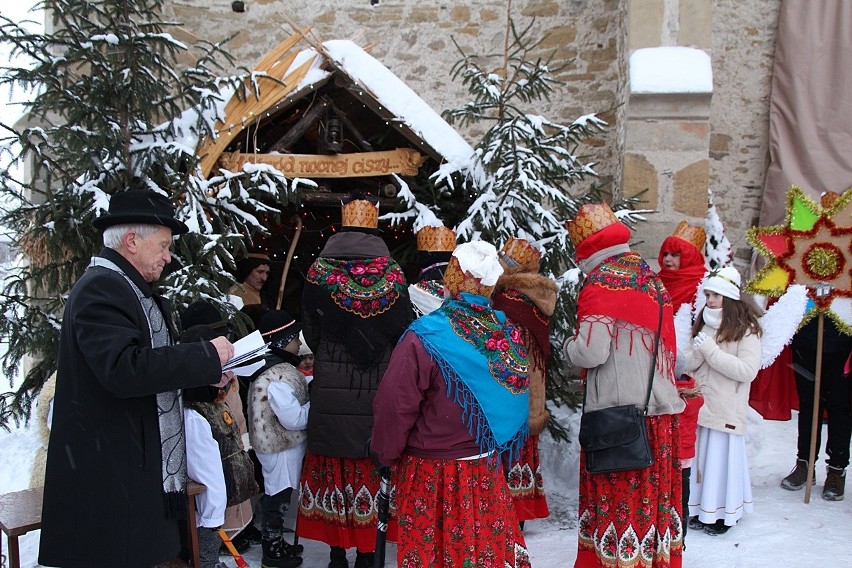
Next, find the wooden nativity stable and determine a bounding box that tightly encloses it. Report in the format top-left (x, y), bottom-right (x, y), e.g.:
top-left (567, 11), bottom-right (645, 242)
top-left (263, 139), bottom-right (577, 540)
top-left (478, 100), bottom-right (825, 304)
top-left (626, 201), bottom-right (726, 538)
top-left (196, 29), bottom-right (474, 315)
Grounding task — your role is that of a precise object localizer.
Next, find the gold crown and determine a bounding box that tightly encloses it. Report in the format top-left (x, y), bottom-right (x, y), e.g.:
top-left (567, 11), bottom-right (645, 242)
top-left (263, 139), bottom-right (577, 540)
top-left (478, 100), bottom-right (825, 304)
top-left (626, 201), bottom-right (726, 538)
top-left (500, 237), bottom-right (541, 272)
top-left (341, 199), bottom-right (379, 229)
top-left (416, 226), bottom-right (457, 252)
top-left (443, 255), bottom-right (494, 298)
top-left (671, 220), bottom-right (706, 251)
top-left (565, 203), bottom-right (618, 246)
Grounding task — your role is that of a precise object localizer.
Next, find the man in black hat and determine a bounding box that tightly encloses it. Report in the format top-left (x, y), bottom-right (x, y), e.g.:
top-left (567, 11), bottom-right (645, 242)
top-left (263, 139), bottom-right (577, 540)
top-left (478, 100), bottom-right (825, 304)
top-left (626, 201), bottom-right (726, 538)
top-left (230, 252), bottom-right (272, 308)
top-left (39, 190), bottom-right (236, 568)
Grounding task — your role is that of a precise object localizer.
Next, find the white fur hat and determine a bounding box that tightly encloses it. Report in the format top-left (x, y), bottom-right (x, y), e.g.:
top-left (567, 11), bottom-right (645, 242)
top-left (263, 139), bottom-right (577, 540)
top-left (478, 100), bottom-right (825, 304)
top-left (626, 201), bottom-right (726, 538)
top-left (704, 266), bottom-right (741, 300)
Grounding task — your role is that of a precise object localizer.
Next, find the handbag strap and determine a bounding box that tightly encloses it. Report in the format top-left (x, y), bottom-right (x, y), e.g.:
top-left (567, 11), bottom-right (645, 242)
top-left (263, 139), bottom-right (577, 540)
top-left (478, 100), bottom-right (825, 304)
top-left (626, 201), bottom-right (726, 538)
top-left (641, 283), bottom-right (664, 415)
top-left (581, 282), bottom-right (665, 412)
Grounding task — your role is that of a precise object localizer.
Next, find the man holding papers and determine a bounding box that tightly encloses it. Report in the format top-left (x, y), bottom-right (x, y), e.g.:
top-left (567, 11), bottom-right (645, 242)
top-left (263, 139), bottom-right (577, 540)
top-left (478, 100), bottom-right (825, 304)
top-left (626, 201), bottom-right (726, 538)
top-left (40, 190), bottom-right (234, 568)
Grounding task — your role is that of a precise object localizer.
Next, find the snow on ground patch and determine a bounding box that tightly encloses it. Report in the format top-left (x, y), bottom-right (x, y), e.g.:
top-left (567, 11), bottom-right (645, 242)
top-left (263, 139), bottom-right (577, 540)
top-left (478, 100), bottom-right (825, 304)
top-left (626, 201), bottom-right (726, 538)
top-left (3, 390), bottom-right (852, 566)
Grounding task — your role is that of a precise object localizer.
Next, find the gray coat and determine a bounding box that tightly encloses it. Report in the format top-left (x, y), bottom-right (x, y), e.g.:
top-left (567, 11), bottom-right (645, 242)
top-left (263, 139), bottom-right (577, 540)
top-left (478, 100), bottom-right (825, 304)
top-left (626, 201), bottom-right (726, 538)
top-left (563, 245), bottom-right (685, 417)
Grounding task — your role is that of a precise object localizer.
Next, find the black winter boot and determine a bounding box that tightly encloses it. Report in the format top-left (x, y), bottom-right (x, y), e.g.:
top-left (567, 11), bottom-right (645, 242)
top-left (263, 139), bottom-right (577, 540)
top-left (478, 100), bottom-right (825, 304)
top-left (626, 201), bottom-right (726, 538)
top-left (281, 538), bottom-right (305, 556)
top-left (354, 551), bottom-right (375, 568)
top-left (703, 519), bottom-right (731, 536)
top-left (261, 537), bottom-right (303, 568)
top-left (687, 516), bottom-right (706, 531)
top-left (223, 530), bottom-right (252, 554)
top-left (329, 546), bottom-right (349, 568)
top-left (780, 459), bottom-right (814, 490)
top-left (823, 466), bottom-right (846, 501)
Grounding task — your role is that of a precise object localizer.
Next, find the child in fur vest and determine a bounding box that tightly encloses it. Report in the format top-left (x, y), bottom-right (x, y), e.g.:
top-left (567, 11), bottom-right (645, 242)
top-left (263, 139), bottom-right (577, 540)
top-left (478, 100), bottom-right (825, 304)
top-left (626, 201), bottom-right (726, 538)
top-left (249, 310), bottom-right (311, 568)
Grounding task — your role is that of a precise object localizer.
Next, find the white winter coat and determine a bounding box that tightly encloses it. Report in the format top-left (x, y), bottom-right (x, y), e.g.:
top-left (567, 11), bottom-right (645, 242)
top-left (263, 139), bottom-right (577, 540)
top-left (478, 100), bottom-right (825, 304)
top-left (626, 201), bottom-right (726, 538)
top-left (683, 323), bottom-right (761, 435)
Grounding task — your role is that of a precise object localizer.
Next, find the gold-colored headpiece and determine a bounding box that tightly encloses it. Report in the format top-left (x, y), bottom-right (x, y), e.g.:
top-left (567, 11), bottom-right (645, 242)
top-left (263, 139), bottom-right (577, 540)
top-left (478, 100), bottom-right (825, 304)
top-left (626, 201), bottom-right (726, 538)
top-left (565, 203), bottom-right (619, 246)
top-left (671, 220), bottom-right (706, 251)
top-left (443, 255), bottom-right (494, 298)
top-left (416, 226), bottom-right (457, 252)
top-left (341, 199), bottom-right (379, 229)
top-left (500, 237), bottom-right (541, 272)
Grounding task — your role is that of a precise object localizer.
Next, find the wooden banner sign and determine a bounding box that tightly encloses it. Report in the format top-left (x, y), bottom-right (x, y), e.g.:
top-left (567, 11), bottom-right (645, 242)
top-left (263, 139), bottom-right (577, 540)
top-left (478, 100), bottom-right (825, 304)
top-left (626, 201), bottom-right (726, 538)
top-left (217, 148), bottom-right (427, 178)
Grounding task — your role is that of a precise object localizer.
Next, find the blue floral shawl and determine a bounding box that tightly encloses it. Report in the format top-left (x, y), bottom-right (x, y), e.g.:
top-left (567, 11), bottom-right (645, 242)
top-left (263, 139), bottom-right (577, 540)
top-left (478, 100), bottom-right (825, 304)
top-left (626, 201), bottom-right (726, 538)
top-left (409, 292), bottom-right (530, 462)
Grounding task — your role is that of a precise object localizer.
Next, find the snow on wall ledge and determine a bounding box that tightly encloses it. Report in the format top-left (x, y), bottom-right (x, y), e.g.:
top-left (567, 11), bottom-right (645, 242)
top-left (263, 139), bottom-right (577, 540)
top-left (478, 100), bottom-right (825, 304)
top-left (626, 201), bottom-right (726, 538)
top-left (629, 46), bottom-right (713, 94)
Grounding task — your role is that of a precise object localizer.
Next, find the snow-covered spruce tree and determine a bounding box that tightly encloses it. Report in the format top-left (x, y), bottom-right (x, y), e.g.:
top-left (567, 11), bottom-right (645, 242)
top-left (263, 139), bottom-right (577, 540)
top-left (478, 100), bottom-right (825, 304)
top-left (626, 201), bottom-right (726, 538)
top-left (435, 14), bottom-right (645, 433)
top-left (0, 0), bottom-right (305, 426)
top-left (705, 189), bottom-right (733, 270)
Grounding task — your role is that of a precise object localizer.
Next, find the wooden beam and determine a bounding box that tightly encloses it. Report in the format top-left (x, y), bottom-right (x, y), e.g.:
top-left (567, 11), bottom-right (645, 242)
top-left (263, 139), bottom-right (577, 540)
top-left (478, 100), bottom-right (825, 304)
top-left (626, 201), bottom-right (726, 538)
top-left (268, 96), bottom-right (330, 153)
top-left (301, 191), bottom-right (405, 211)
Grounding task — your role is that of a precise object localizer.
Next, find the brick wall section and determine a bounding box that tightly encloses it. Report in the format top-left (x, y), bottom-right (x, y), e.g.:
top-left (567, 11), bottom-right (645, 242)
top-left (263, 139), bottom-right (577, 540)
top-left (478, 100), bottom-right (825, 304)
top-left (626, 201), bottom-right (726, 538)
top-left (623, 0), bottom-right (781, 271)
top-left (164, 0), bottom-right (626, 198)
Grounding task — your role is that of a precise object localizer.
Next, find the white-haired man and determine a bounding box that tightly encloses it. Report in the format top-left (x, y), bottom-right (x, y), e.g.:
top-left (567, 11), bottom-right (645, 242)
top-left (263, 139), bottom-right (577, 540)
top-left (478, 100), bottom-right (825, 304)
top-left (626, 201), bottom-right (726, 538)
top-left (39, 190), bottom-right (234, 568)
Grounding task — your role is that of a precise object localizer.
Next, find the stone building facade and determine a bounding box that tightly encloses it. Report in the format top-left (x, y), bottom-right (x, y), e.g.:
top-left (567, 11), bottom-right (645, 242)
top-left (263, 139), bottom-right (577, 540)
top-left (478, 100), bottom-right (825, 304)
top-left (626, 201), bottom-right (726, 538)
top-left (165, 0), bottom-right (781, 269)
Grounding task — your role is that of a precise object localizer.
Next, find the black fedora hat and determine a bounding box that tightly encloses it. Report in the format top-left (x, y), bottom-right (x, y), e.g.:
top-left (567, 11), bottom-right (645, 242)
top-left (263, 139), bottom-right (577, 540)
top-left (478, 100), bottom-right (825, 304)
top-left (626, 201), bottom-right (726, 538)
top-left (92, 190), bottom-right (189, 234)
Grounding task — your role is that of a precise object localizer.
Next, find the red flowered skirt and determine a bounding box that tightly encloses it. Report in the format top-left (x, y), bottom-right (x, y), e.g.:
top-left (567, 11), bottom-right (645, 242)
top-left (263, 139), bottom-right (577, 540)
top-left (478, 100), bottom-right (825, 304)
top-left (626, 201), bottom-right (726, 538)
top-left (576, 414), bottom-right (683, 568)
top-left (507, 435), bottom-right (550, 521)
top-left (395, 454), bottom-right (531, 568)
top-left (296, 453), bottom-right (397, 550)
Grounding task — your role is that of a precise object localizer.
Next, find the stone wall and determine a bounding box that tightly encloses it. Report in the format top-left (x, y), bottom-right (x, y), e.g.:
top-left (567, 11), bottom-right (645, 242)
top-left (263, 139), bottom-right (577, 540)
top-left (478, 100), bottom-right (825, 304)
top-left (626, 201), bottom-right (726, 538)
top-left (165, 0), bottom-right (784, 272)
top-left (164, 0), bottom-right (626, 194)
top-left (707, 0), bottom-right (780, 265)
top-left (623, 0), bottom-right (781, 271)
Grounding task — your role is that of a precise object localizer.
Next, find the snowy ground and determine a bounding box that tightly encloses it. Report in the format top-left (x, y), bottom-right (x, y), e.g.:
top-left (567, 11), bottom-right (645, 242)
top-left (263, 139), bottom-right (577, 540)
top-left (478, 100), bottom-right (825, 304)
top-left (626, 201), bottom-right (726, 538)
top-left (3, 401), bottom-right (852, 567)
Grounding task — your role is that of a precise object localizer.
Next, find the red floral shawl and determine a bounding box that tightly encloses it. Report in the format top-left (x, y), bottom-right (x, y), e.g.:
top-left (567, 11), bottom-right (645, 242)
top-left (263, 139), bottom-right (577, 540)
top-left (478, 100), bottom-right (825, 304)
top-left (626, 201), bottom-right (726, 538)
top-left (576, 252), bottom-right (677, 382)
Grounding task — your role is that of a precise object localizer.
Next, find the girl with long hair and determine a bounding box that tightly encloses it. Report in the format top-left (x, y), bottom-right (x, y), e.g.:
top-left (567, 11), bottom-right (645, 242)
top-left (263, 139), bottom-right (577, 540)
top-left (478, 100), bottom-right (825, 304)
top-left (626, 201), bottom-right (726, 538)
top-left (685, 266), bottom-right (762, 535)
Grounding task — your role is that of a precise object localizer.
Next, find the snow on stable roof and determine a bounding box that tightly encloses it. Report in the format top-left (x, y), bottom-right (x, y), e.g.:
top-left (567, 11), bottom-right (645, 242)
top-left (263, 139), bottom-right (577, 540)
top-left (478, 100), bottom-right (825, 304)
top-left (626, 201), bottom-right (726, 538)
top-left (283, 47), bottom-right (330, 89)
top-left (629, 46), bottom-right (713, 94)
top-left (199, 34), bottom-right (474, 179)
top-left (318, 39), bottom-right (474, 171)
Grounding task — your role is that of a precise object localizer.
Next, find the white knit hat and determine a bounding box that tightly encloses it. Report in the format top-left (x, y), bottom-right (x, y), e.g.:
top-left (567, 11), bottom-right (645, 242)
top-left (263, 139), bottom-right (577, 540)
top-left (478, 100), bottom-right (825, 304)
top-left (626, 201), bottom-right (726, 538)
top-left (704, 266), bottom-right (741, 300)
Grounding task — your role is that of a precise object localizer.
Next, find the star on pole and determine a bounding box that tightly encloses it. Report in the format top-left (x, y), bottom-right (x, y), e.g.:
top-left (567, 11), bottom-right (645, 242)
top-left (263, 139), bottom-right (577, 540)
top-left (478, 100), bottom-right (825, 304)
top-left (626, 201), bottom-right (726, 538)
top-left (746, 185), bottom-right (852, 335)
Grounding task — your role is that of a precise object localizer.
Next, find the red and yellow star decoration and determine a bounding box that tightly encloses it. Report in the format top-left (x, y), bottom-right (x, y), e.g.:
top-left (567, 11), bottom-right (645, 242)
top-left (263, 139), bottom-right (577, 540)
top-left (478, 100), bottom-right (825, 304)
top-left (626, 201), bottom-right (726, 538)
top-left (746, 186), bottom-right (852, 335)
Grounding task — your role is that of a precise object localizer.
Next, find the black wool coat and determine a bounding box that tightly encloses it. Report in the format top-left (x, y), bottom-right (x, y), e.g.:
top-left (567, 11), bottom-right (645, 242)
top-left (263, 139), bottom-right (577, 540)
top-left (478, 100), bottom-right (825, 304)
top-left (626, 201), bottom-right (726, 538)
top-left (39, 248), bottom-right (223, 568)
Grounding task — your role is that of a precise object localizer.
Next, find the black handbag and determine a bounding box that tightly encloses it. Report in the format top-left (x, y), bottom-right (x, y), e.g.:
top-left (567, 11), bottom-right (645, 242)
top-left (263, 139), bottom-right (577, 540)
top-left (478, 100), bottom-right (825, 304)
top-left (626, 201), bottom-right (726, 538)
top-left (578, 285), bottom-right (663, 474)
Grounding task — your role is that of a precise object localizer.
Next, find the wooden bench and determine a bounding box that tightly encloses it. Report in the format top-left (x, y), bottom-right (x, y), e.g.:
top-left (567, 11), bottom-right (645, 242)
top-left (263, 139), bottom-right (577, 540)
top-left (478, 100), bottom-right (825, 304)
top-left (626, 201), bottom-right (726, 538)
top-left (0, 481), bottom-right (206, 568)
top-left (0, 486), bottom-right (42, 568)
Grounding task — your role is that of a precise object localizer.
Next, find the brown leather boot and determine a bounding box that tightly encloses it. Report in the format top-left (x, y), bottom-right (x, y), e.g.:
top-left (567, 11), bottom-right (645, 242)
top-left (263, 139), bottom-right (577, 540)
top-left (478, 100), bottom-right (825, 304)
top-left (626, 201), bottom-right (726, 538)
top-left (822, 466), bottom-right (846, 501)
top-left (780, 459), bottom-right (813, 491)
